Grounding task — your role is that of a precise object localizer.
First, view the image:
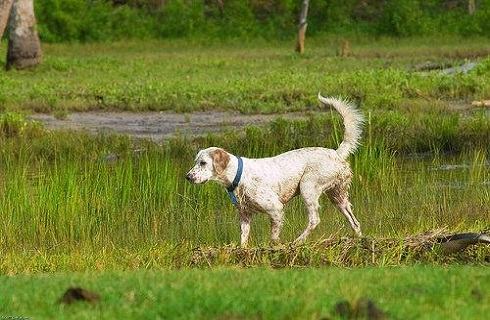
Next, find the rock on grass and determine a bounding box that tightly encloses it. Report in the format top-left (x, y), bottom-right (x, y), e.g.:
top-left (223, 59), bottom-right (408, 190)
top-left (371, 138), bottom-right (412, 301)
top-left (58, 287), bottom-right (100, 305)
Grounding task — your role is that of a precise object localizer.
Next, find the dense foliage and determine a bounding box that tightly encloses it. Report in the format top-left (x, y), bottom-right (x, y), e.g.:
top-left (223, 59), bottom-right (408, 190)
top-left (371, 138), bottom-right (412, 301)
top-left (34, 0), bottom-right (490, 42)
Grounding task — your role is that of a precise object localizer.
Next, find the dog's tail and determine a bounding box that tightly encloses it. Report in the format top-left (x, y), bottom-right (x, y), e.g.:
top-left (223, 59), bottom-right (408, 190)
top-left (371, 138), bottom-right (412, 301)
top-left (318, 93), bottom-right (364, 159)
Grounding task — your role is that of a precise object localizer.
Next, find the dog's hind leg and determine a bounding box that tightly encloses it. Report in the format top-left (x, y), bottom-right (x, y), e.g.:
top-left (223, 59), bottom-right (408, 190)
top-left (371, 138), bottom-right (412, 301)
top-left (337, 199), bottom-right (362, 237)
top-left (327, 185), bottom-right (362, 237)
top-left (294, 181), bottom-right (322, 244)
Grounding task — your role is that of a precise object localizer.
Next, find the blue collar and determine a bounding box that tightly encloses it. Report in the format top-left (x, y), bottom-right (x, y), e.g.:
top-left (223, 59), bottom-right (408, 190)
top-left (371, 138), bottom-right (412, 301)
top-left (226, 156), bottom-right (243, 206)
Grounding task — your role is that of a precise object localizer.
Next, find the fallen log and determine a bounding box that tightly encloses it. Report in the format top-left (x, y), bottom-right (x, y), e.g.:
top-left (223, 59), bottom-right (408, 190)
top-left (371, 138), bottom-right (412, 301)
top-left (437, 232), bottom-right (490, 254)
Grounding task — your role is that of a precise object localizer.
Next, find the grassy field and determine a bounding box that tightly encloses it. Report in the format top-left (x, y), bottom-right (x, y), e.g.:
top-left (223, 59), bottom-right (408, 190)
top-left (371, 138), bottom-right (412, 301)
top-left (0, 37), bottom-right (489, 114)
top-left (0, 266), bottom-right (488, 320)
top-left (0, 36), bottom-right (489, 272)
top-left (0, 114), bottom-right (488, 273)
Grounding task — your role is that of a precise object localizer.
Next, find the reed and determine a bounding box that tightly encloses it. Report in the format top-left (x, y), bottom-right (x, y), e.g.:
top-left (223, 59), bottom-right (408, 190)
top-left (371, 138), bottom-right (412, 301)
top-left (0, 113), bottom-right (487, 272)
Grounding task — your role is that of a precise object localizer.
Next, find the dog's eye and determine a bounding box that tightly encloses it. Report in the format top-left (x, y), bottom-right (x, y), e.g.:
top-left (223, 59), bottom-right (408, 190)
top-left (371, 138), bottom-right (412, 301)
top-left (199, 161), bottom-right (206, 166)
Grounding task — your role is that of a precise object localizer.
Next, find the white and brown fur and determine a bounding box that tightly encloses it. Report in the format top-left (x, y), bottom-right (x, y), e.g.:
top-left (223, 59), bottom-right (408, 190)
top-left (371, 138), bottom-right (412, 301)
top-left (186, 94), bottom-right (364, 246)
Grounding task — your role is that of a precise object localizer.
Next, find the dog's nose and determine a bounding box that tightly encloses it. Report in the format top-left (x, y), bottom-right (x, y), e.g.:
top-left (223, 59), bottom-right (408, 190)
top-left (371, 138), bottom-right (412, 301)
top-left (185, 173), bottom-right (193, 182)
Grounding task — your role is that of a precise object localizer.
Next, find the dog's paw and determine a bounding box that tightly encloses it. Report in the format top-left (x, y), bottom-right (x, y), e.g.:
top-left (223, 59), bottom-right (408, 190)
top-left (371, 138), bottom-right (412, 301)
top-left (270, 240), bottom-right (285, 249)
top-left (292, 238), bottom-right (306, 246)
top-left (239, 242), bottom-right (250, 249)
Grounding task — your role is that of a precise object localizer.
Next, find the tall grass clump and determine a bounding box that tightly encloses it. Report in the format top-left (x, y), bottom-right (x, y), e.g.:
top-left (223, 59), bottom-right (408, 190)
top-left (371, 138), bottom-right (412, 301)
top-left (0, 112), bottom-right (488, 273)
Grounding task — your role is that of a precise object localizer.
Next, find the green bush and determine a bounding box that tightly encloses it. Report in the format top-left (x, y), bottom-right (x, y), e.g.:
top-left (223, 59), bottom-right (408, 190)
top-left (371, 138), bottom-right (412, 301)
top-left (29, 0), bottom-right (490, 42)
top-left (380, 0), bottom-right (431, 36)
top-left (36, 0), bottom-right (157, 42)
top-left (0, 113), bottom-right (43, 138)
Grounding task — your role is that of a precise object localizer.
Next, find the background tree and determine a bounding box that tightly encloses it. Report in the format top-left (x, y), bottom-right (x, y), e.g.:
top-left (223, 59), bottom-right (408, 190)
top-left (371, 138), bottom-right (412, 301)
top-left (295, 0), bottom-right (309, 54)
top-left (0, 0), bottom-right (13, 37)
top-left (468, 0), bottom-right (476, 15)
top-left (1, 0), bottom-right (41, 70)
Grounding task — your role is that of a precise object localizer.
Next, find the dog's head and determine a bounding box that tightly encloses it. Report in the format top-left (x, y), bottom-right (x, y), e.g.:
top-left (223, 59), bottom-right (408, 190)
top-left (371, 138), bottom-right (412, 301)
top-left (186, 147), bottom-right (230, 184)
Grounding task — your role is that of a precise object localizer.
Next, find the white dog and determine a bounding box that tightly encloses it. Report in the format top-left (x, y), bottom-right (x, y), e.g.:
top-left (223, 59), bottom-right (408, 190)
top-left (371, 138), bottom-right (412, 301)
top-left (186, 94), bottom-right (364, 246)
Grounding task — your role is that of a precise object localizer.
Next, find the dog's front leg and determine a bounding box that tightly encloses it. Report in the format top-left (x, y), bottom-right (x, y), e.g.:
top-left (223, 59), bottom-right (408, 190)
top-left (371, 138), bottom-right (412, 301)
top-left (270, 210), bottom-right (284, 245)
top-left (239, 210), bottom-right (252, 247)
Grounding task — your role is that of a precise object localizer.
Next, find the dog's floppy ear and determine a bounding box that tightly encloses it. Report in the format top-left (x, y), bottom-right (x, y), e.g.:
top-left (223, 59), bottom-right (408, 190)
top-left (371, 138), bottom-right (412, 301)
top-left (211, 148), bottom-right (230, 175)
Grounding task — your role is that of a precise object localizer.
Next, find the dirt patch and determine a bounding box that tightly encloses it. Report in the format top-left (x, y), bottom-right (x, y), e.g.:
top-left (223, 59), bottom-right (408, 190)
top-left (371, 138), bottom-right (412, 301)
top-left (30, 111), bottom-right (319, 141)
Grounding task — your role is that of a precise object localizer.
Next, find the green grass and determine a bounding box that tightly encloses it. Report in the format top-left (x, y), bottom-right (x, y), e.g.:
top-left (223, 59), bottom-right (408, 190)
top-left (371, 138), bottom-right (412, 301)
top-left (0, 115), bottom-right (488, 273)
top-left (0, 37), bottom-right (488, 273)
top-left (0, 36), bottom-right (489, 113)
top-left (0, 266), bottom-right (488, 319)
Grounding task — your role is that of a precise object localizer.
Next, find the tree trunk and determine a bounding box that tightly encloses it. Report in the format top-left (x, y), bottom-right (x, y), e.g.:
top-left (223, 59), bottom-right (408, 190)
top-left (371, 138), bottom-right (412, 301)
top-left (468, 0), bottom-right (476, 15)
top-left (0, 0), bottom-right (14, 38)
top-left (6, 0), bottom-right (41, 70)
top-left (295, 0), bottom-right (309, 54)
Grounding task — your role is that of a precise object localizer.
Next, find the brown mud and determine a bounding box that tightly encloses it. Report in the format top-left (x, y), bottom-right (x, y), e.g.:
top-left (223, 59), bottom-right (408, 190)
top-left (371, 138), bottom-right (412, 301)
top-left (30, 111), bottom-right (320, 141)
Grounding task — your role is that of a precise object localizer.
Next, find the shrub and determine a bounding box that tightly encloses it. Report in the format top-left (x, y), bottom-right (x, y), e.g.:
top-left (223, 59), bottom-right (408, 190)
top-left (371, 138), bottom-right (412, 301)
top-left (29, 0), bottom-right (490, 42)
top-left (0, 113), bottom-right (43, 138)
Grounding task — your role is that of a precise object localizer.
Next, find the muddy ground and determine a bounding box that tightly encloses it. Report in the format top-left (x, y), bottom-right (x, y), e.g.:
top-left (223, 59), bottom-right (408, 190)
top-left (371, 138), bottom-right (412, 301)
top-left (30, 111), bottom-right (319, 141)
top-left (29, 100), bottom-right (488, 141)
